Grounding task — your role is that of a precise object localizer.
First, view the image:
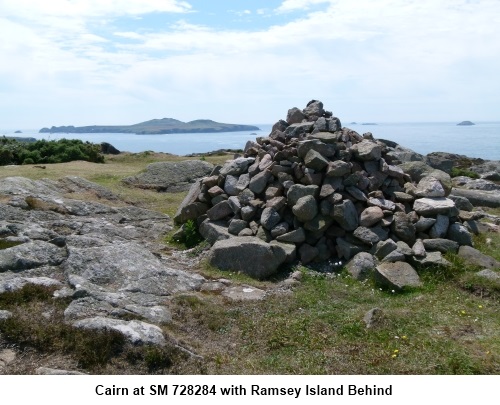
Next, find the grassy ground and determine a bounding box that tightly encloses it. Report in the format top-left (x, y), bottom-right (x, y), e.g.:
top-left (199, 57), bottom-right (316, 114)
top-left (1, 153), bottom-right (499, 374)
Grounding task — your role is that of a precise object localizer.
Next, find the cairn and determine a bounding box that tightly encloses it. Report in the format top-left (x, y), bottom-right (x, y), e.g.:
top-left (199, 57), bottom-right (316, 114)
top-left (174, 101), bottom-right (474, 287)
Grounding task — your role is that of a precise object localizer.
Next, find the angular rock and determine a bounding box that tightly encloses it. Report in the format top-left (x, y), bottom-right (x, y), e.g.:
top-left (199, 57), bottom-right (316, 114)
top-left (458, 246), bottom-right (500, 269)
top-left (375, 262), bottom-right (422, 291)
top-left (332, 199), bottom-right (359, 231)
top-left (359, 206), bottom-right (384, 227)
top-left (287, 184), bottom-right (319, 206)
top-left (292, 195), bottom-right (318, 223)
top-left (199, 220), bottom-right (232, 244)
top-left (413, 197), bottom-right (457, 216)
top-left (260, 207), bottom-right (281, 230)
top-left (206, 200), bottom-right (233, 221)
top-left (276, 228), bottom-right (306, 243)
top-left (353, 227), bottom-right (380, 246)
top-left (351, 140), bottom-right (382, 161)
top-left (73, 316), bottom-right (166, 346)
top-left (447, 223), bottom-right (473, 246)
top-left (428, 214), bottom-right (449, 239)
top-left (422, 238), bottom-right (459, 254)
top-left (0, 241), bottom-right (67, 272)
top-left (415, 176), bottom-right (446, 198)
top-left (391, 212), bottom-right (416, 245)
top-left (374, 239), bottom-right (398, 260)
top-left (208, 236), bottom-right (286, 279)
top-left (346, 252), bottom-right (376, 280)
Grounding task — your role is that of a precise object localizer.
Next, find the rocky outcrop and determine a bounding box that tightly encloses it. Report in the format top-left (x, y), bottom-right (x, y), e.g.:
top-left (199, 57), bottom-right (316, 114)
top-left (0, 176), bottom-right (211, 349)
top-left (122, 160), bottom-right (214, 192)
top-left (457, 121), bottom-right (475, 126)
top-left (176, 101), bottom-right (492, 282)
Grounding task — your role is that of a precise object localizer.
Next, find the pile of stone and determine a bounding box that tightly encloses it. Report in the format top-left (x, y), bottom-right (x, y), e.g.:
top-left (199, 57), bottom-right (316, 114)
top-left (174, 100), bottom-right (484, 287)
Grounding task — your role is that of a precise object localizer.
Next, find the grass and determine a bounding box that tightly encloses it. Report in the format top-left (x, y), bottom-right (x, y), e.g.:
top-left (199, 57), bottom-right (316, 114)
top-left (1, 151), bottom-right (499, 374)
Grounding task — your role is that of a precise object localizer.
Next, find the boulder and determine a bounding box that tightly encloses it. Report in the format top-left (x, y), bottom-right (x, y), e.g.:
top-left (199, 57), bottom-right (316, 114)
top-left (458, 246), bottom-right (500, 269)
top-left (375, 262), bottom-right (422, 291)
top-left (208, 237), bottom-right (287, 279)
top-left (122, 160), bottom-right (214, 192)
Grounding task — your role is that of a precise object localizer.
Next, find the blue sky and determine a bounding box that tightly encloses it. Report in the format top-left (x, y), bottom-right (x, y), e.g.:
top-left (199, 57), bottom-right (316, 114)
top-left (1, 0), bottom-right (499, 128)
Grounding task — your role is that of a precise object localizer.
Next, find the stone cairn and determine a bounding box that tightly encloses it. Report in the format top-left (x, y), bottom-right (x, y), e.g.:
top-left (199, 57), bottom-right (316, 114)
top-left (174, 100), bottom-right (474, 288)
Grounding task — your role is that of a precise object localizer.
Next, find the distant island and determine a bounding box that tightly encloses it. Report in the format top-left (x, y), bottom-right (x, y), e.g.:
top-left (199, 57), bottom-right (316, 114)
top-left (362, 123), bottom-right (377, 125)
top-left (457, 121), bottom-right (475, 126)
top-left (14, 130), bottom-right (22, 133)
top-left (39, 118), bottom-right (260, 135)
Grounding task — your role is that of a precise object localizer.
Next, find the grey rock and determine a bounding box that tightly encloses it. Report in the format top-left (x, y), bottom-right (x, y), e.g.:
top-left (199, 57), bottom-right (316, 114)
top-left (367, 197), bottom-right (396, 211)
top-left (228, 219), bottom-right (248, 236)
top-left (346, 252), bottom-right (375, 280)
top-left (287, 184), bottom-right (319, 206)
top-left (260, 207), bottom-right (281, 230)
top-left (449, 195), bottom-right (473, 211)
top-left (415, 216), bottom-right (437, 232)
top-left (270, 240), bottom-right (297, 263)
top-left (450, 188), bottom-right (500, 208)
top-left (422, 238), bottom-right (459, 253)
top-left (208, 237), bottom-right (286, 279)
top-left (411, 251), bottom-right (451, 267)
top-left (346, 186), bottom-right (367, 202)
top-left (304, 214), bottom-right (334, 233)
top-left (336, 237), bottom-right (365, 260)
top-left (248, 170), bottom-right (272, 194)
top-left (412, 239), bottom-right (426, 256)
top-left (223, 175), bottom-right (239, 196)
top-left (292, 195), bottom-right (318, 223)
top-left (276, 228), bottom-right (306, 243)
top-left (359, 206), bottom-right (384, 227)
top-left (0, 310), bottom-right (13, 321)
top-left (332, 199), bottom-right (359, 231)
top-left (447, 223), bottom-right (473, 246)
top-left (299, 244), bottom-right (319, 264)
top-left (476, 269), bottom-right (500, 281)
top-left (391, 212), bottom-right (416, 245)
top-left (36, 367), bottom-right (87, 375)
top-left (220, 157), bottom-right (255, 176)
top-left (73, 316), bottom-right (166, 346)
top-left (374, 239), bottom-right (398, 260)
top-left (199, 220), bottom-right (232, 244)
top-left (122, 160), bottom-right (213, 192)
top-left (353, 227), bottom-right (380, 246)
top-left (304, 149), bottom-right (329, 171)
top-left (207, 200), bottom-right (233, 221)
top-left (0, 241), bottom-right (67, 272)
top-left (364, 308), bottom-right (384, 329)
top-left (428, 214), bottom-right (449, 239)
top-left (458, 246), bottom-right (500, 269)
top-left (375, 262), bottom-right (422, 291)
top-left (326, 160), bottom-right (351, 177)
top-left (221, 285), bottom-right (266, 301)
top-left (351, 140), bottom-right (382, 161)
top-left (381, 249), bottom-right (406, 263)
top-left (286, 107), bottom-right (306, 124)
top-left (413, 197), bottom-right (457, 216)
top-left (415, 176), bottom-right (446, 197)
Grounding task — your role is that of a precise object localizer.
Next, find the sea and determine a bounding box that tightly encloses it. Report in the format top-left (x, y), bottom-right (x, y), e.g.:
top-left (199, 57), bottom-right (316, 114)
top-left (2, 122), bottom-right (499, 161)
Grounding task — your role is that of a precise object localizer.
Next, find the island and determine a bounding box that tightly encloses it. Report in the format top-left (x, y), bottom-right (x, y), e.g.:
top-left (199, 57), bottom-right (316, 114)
top-left (457, 121), bottom-right (475, 126)
top-left (362, 123), bottom-right (377, 125)
top-left (39, 118), bottom-right (260, 135)
top-left (14, 130), bottom-right (22, 133)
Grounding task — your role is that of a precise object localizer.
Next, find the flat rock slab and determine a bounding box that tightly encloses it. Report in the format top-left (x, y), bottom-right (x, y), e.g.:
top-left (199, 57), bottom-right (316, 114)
top-left (122, 160), bottom-right (214, 192)
top-left (458, 246), bottom-right (500, 269)
top-left (35, 367), bottom-right (87, 375)
top-left (221, 286), bottom-right (266, 301)
top-left (375, 261), bottom-right (422, 291)
top-left (0, 241), bottom-right (67, 272)
top-left (73, 316), bottom-right (166, 346)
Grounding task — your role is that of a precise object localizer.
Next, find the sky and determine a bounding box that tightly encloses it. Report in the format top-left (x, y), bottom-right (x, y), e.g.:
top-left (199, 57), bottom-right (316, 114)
top-left (1, 0), bottom-right (499, 128)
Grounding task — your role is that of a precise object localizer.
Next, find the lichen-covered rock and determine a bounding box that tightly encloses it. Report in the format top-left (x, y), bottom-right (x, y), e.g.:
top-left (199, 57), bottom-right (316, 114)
top-left (208, 237), bottom-right (286, 279)
top-left (375, 261), bottom-right (422, 291)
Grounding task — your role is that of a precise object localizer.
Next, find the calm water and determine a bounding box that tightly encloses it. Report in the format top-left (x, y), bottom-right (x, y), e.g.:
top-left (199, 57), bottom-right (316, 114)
top-left (2, 122), bottom-right (499, 161)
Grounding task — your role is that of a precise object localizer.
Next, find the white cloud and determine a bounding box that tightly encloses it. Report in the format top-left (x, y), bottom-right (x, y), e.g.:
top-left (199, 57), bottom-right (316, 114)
top-left (1, 0), bottom-right (499, 126)
top-left (276, 0), bottom-right (332, 12)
